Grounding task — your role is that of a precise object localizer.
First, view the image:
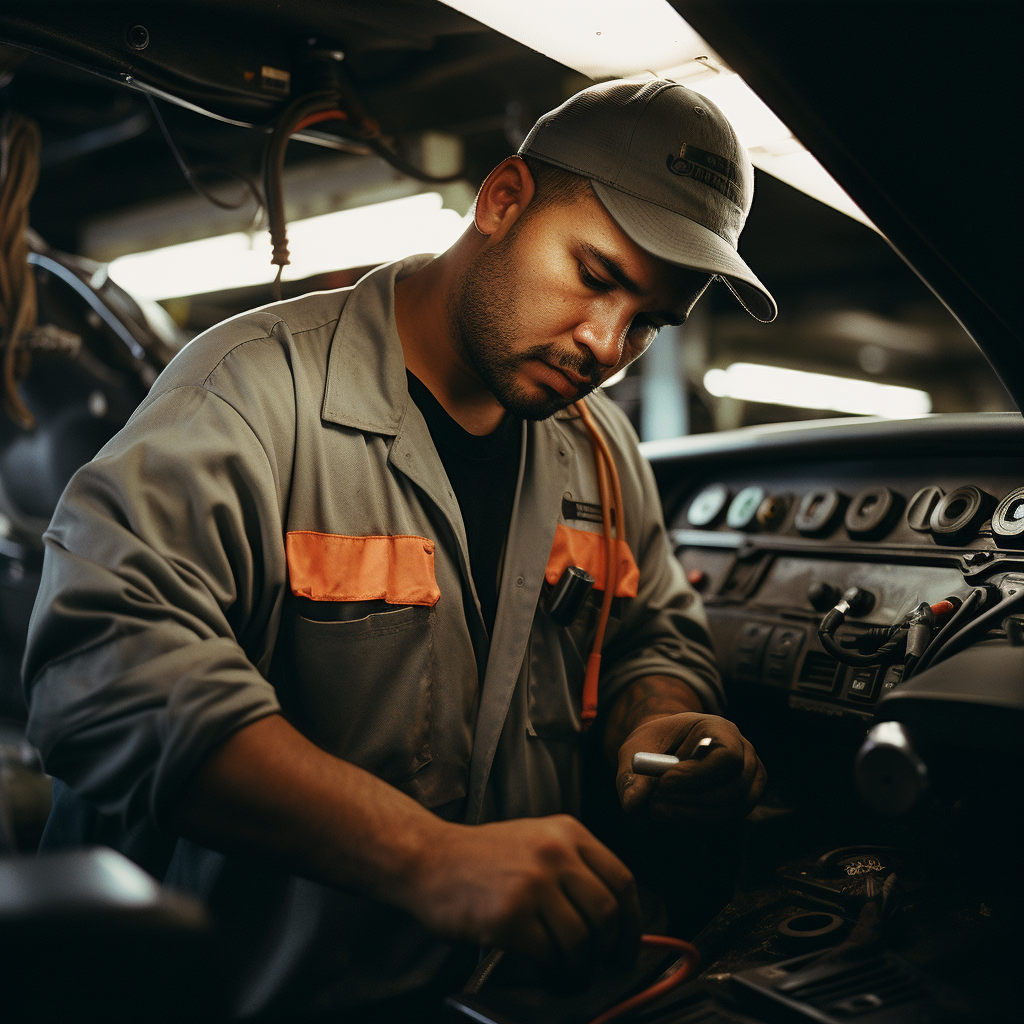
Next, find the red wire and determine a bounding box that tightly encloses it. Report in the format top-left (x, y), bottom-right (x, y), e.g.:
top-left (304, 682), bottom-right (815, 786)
top-left (292, 110), bottom-right (349, 133)
top-left (587, 935), bottom-right (700, 1024)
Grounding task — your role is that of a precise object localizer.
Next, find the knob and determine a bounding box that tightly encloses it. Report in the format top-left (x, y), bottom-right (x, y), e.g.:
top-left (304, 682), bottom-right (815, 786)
top-left (842, 586), bottom-right (875, 617)
top-left (807, 581), bottom-right (840, 611)
top-left (855, 721), bottom-right (928, 816)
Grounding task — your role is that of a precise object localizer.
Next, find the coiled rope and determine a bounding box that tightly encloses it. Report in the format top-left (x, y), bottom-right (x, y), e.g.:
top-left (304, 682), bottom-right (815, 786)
top-left (0, 111), bottom-right (40, 430)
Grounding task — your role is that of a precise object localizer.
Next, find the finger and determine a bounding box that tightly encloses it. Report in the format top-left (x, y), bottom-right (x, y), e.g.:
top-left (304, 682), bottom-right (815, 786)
top-left (659, 744), bottom-right (746, 791)
top-left (537, 891), bottom-right (595, 969)
top-left (559, 869), bottom-right (621, 958)
top-left (617, 765), bottom-right (658, 814)
top-left (576, 839), bottom-right (642, 959)
top-left (649, 743), bottom-right (766, 820)
top-left (494, 914), bottom-right (558, 965)
top-left (746, 755), bottom-right (768, 811)
top-left (658, 740), bottom-right (757, 805)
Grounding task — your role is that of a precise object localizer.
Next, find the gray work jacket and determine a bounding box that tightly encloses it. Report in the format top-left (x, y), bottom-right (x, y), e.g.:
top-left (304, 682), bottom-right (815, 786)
top-left (23, 256), bottom-right (722, 1016)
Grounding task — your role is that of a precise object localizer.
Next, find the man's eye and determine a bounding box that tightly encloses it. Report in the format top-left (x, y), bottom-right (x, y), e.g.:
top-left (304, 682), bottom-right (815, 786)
top-left (578, 263), bottom-right (610, 291)
top-left (630, 315), bottom-right (659, 338)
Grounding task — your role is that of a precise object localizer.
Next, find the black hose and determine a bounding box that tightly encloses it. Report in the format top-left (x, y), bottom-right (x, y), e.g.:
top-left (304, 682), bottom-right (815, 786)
top-left (818, 607), bottom-right (901, 666)
top-left (927, 587), bottom-right (1024, 669)
top-left (263, 90), bottom-right (341, 295)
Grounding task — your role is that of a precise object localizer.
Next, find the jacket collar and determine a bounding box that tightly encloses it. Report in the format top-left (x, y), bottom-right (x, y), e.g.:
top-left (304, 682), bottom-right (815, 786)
top-left (321, 255), bottom-right (435, 435)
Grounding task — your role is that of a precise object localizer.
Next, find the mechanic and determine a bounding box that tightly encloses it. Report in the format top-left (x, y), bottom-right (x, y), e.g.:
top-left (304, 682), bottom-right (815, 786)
top-left (23, 80), bottom-right (775, 1018)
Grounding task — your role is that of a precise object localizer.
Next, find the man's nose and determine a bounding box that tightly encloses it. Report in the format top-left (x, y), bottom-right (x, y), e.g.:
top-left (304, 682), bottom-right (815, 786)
top-left (572, 313), bottom-right (627, 369)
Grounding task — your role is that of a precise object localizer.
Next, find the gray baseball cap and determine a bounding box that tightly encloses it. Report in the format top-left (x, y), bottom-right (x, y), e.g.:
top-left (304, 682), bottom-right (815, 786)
top-left (519, 79), bottom-right (777, 322)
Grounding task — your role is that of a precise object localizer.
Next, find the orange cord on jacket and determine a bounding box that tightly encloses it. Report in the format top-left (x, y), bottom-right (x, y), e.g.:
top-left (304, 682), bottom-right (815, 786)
top-left (588, 935), bottom-right (700, 1024)
top-left (573, 398), bottom-right (626, 725)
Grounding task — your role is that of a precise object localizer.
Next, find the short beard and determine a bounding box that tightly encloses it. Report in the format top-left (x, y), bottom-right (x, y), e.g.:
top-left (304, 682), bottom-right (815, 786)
top-left (448, 230), bottom-right (601, 421)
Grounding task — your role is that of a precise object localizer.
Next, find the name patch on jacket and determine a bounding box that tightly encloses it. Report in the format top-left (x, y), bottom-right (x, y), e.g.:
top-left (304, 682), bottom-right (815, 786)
top-left (286, 532), bottom-right (441, 606)
top-left (561, 496), bottom-right (615, 526)
top-left (545, 523), bottom-right (639, 598)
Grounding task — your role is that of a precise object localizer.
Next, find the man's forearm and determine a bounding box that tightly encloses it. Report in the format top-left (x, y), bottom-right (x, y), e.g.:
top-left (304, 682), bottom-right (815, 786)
top-left (172, 713), bottom-right (443, 904)
top-left (172, 712), bottom-right (643, 965)
top-left (602, 674), bottom-right (705, 764)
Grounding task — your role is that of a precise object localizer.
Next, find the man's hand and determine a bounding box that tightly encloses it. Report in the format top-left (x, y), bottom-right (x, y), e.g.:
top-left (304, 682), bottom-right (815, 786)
top-left (403, 814), bottom-right (642, 971)
top-left (176, 717), bottom-right (640, 973)
top-left (616, 712), bottom-right (766, 821)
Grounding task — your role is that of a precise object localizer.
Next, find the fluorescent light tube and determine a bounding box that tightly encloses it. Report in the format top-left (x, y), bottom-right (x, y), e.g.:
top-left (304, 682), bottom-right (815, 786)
top-left (108, 193), bottom-right (468, 301)
top-left (704, 363), bottom-right (931, 418)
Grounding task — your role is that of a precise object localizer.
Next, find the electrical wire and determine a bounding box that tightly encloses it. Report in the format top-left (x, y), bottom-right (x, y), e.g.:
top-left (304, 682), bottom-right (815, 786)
top-left (909, 588), bottom-right (986, 678)
top-left (926, 585), bottom-right (1024, 669)
top-left (0, 110), bottom-right (40, 430)
top-left (575, 398), bottom-right (625, 725)
top-left (587, 935), bottom-right (700, 1024)
top-left (146, 94), bottom-right (264, 215)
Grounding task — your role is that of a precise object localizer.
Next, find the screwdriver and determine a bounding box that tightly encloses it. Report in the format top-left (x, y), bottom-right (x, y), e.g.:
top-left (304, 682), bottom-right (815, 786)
top-left (632, 736), bottom-right (715, 776)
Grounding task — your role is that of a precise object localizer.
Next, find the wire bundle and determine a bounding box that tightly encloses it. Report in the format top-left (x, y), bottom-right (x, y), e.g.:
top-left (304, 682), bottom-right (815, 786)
top-left (0, 111), bottom-right (40, 429)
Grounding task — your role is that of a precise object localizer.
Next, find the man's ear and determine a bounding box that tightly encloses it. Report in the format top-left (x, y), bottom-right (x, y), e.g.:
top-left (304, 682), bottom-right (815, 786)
top-left (474, 157), bottom-right (535, 241)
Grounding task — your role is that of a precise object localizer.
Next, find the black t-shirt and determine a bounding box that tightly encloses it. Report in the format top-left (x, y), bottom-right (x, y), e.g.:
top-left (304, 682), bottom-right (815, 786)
top-left (406, 371), bottom-right (521, 637)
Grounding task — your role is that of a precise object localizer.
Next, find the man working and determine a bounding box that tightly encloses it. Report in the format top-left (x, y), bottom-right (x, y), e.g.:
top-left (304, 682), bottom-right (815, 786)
top-left (24, 80), bottom-right (774, 1017)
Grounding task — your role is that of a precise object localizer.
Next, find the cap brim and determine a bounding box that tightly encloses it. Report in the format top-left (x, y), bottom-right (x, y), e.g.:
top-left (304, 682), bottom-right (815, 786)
top-left (591, 180), bottom-right (778, 323)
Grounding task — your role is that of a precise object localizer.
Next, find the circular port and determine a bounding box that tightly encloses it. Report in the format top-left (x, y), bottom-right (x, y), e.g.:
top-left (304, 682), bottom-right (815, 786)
top-left (726, 486), bottom-right (765, 530)
top-left (776, 911), bottom-right (846, 951)
top-left (794, 488), bottom-right (844, 535)
top-left (906, 485), bottom-right (943, 531)
top-left (687, 484), bottom-right (729, 528)
top-left (845, 486), bottom-right (899, 539)
top-left (992, 486), bottom-right (1024, 539)
top-left (929, 485), bottom-right (992, 541)
top-left (127, 24), bottom-right (150, 50)
top-left (756, 494), bottom-right (788, 527)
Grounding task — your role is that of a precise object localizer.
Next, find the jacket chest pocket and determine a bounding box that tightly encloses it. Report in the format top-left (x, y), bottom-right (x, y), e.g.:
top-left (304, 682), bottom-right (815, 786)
top-left (282, 602), bottom-right (435, 786)
top-left (527, 590), bottom-right (621, 741)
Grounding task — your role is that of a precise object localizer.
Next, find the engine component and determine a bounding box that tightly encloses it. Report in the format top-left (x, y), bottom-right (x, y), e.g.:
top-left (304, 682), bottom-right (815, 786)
top-left (906, 485), bottom-right (944, 532)
top-left (794, 488), bottom-right (844, 535)
top-left (928, 484), bottom-right (993, 542)
top-left (855, 721), bottom-right (928, 815)
top-left (726, 485), bottom-right (765, 530)
top-left (687, 483), bottom-right (729, 527)
top-left (844, 486), bottom-right (900, 539)
top-left (991, 485), bottom-right (1024, 541)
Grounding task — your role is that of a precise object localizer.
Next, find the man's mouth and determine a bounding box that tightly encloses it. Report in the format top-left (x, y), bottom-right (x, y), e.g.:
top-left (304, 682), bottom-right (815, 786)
top-left (532, 359), bottom-right (591, 399)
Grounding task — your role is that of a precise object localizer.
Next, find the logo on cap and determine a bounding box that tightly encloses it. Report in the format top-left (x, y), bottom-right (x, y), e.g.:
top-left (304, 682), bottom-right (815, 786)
top-left (666, 144), bottom-right (742, 206)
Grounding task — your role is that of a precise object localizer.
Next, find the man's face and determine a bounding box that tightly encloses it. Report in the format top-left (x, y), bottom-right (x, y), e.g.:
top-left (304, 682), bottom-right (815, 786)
top-left (449, 188), bottom-right (711, 420)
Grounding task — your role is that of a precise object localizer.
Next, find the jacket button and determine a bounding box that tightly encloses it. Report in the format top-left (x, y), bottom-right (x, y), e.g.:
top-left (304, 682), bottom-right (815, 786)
top-left (516, 576), bottom-right (524, 586)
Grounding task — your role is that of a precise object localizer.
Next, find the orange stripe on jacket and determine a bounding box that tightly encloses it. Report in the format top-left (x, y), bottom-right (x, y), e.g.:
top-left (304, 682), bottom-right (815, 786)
top-left (545, 523), bottom-right (639, 598)
top-left (285, 532), bottom-right (441, 606)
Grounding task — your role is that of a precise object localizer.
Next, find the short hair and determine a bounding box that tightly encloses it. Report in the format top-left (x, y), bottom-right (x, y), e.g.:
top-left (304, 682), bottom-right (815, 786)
top-left (519, 155), bottom-right (595, 217)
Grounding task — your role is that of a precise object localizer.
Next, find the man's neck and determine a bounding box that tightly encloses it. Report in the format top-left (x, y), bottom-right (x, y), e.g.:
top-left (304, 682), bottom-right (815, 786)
top-left (393, 247), bottom-right (507, 436)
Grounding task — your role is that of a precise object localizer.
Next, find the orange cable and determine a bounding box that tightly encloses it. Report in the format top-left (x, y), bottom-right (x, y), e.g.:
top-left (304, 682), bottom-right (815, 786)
top-left (587, 935), bottom-right (700, 1024)
top-left (574, 399), bottom-right (625, 724)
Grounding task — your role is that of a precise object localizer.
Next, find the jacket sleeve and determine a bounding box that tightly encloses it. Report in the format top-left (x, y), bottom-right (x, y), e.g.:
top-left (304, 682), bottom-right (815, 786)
top-left (590, 397), bottom-right (725, 715)
top-left (23, 383), bottom-right (289, 831)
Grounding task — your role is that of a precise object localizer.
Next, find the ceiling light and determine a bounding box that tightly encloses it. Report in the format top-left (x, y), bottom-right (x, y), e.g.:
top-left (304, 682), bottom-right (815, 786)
top-left (703, 362), bottom-right (931, 418)
top-left (440, 0), bottom-right (705, 79)
top-left (107, 193), bottom-right (468, 301)
top-left (441, 0), bottom-right (871, 226)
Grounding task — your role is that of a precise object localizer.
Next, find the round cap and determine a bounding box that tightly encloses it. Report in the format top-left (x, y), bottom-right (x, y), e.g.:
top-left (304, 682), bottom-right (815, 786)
top-left (519, 79), bottom-right (777, 322)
